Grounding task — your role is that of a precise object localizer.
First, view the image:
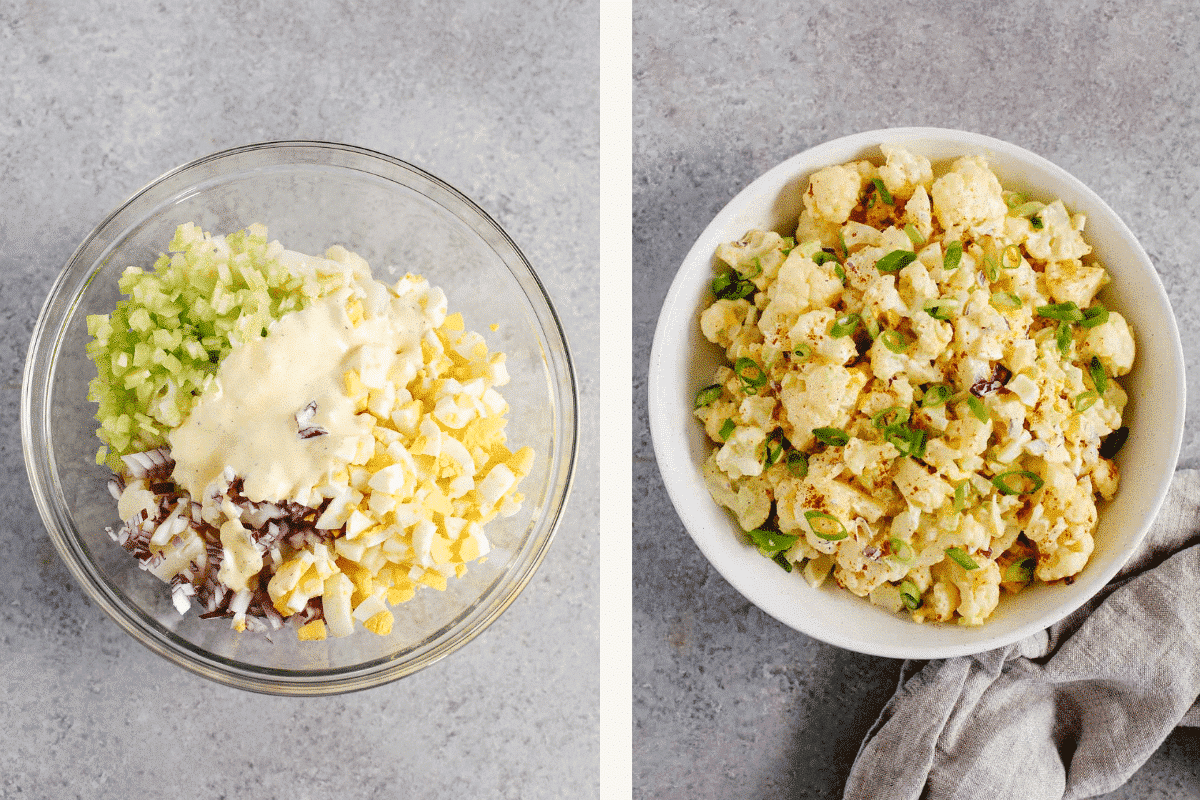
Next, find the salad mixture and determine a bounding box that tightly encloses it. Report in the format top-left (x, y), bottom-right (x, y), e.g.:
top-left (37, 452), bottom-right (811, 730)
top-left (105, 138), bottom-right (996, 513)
top-left (694, 146), bottom-right (1133, 625)
top-left (87, 223), bottom-right (532, 639)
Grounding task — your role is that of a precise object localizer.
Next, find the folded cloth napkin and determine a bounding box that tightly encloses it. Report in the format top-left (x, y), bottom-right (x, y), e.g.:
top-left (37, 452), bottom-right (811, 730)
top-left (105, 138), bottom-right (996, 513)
top-left (843, 469), bottom-right (1200, 800)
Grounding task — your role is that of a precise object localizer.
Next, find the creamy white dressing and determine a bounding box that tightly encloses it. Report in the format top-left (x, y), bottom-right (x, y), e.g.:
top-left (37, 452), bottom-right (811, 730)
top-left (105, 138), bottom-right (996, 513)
top-left (168, 288), bottom-right (426, 505)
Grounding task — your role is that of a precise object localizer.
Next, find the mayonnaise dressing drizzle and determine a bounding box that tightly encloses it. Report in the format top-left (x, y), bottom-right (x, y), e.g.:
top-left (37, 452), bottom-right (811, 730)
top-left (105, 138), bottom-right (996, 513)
top-left (169, 282), bottom-right (426, 505)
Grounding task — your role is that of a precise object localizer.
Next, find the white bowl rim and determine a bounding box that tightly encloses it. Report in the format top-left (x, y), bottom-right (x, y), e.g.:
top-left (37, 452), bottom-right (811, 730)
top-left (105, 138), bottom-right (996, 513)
top-left (647, 127), bottom-right (1185, 659)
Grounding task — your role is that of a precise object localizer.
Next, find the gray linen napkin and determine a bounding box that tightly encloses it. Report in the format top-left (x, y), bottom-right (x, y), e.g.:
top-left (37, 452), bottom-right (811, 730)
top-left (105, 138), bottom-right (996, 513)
top-left (843, 469), bottom-right (1200, 800)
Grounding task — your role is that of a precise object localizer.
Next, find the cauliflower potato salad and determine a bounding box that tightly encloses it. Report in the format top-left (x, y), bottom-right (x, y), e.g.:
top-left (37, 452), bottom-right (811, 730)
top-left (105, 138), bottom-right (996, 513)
top-left (694, 146), bottom-right (1134, 626)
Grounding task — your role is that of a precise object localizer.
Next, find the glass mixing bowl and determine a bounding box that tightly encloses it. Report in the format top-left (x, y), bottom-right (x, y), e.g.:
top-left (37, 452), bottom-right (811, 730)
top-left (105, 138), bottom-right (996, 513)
top-left (22, 141), bottom-right (578, 694)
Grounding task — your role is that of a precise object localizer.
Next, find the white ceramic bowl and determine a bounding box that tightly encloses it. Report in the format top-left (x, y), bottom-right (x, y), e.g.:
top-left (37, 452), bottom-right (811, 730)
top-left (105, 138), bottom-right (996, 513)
top-left (648, 128), bottom-right (1184, 659)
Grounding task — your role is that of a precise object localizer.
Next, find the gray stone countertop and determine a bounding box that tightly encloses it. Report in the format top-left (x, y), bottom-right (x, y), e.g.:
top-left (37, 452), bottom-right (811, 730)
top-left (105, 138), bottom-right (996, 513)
top-left (634, 2), bottom-right (1200, 798)
top-left (1, 3), bottom-right (598, 799)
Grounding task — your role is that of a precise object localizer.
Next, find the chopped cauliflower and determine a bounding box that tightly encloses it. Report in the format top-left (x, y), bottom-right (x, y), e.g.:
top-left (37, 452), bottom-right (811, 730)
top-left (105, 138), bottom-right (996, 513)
top-left (693, 145), bottom-right (1132, 627)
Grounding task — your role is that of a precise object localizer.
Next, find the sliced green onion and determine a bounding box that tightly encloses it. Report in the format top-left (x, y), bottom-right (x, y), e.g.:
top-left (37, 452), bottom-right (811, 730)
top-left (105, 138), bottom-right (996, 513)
top-left (1080, 302), bottom-right (1109, 329)
top-left (742, 258), bottom-right (763, 279)
top-left (840, 231), bottom-right (850, 260)
top-left (1037, 301), bottom-right (1084, 322)
top-left (879, 329), bottom-right (909, 354)
top-left (805, 510), bottom-right (848, 541)
top-left (953, 480), bottom-right (971, 512)
top-left (1089, 356), bottom-right (1108, 394)
top-left (904, 223), bottom-right (925, 247)
top-left (922, 383), bottom-right (953, 407)
top-left (781, 236), bottom-right (796, 255)
top-left (718, 418), bottom-right (736, 440)
top-left (967, 395), bottom-right (988, 422)
top-left (989, 291), bottom-right (1022, 310)
top-left (887, 537), bottom-right (915, 565)
top-left (992, 470), bottom-right (1044, 495)
top-left (886, 425), bottom-right (928, 458)
top-left (1011, 201), bottom-right (1044, 218)
top-left (793, 342), bottom-right (813, 361)
top-left (831, 313), bottom-right (860, 338)
top-left (924, 298), bottom-right (958, 321)
top-left (875, 249), bottom-right (918, 274)
top-left (694, 383), bottom-right (722, 408)
top-left (763, 430), bottom-right (786, 466)
top-left (812, 251), bottom-right (839, 266)
top-left (1030, 215), bottom-right (1044, 230)
top-left (943, 240), bottom-right (963, 271)
top-left (712, 271), bottom-right (755, 300)
top-left (898, 579), bottom-right (923, 610)
top-left (734, 357), bottom-right (767, 394)
top-left (812, 426), bottom-right (850, 447)
top-left (1074, 390), bottom-right (1099, 413)
top-left (833, 262), bottom-right (847, 284)
top-left (945, 547), bottom-right (979, 570)
top-left (1056, 321), bottom-right (1072, 355)
top-left (871, 405), bottom-right (909, 429)
top-left (1004, 192), bottom-right (1027, 210)
top-left (1003, 557), bottom-right (1036, 583)
top-left (871, 178), bottom-right (893, 205)
top-left (1001, 244), bottom-right (1022, 270)
top-left (747, 528), bottom-right (799, 556)
top-left (773, 552), bottom-right (794, 572)
top-left (786, 450), bottom-right (809, 478)
top-left (863, 314), bottom-right (880, 339)
top-left (983, 254), bottom-right (1000, 282)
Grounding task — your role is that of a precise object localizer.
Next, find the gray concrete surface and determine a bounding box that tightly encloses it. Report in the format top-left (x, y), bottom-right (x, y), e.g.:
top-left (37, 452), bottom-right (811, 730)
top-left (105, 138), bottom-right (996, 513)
top-left (1, 3), bottom-right (598, 799)
top-left (634, 1), bottom-right (1200, 798)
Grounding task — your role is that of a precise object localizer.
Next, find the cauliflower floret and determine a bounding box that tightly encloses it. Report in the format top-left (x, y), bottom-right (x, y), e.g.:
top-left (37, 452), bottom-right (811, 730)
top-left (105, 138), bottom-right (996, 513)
top-left (715, 230), bottom-right (788, 287)
top-left (1023, 201), bottom-right (1091, 262)
top-left (950, 558), bottom-right (1001, 626)
top-left (778, 364), bottom-right (867, 449)
top-left (702, 453), bottom-right (772, 532)
top-left (902, 185), bottom-right (934, 242)
top-left (1079, 311), bottom-right (1135, 376)
top-left (803, 164), bottom-right (863, 224)
top-left (930, 156), bottom-right (1007, 239)
top-left (878, 144), bottom-right (934, 200)
top-left (700, 298), bottom-right (754, 350)
top-left (1044, 259), bottom-right (1109, 308)
top-left (893, 457), bottom-right (953, 512)
top-left (788, 308), bottom-right (858, 365)
top-left (714, 424), bottom-right (767, 480)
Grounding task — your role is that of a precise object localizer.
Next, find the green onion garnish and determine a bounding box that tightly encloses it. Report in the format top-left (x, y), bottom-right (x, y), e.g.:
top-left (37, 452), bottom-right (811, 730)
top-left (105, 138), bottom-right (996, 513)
top-left (1030, 215), bottom-right (1044, 230)
top-left (945, 547), bottom-right (979, 570)
top-left (922, 384), bottom-right (953, 407)
top-left (1011, 201), bottom-right (1043, 218)
top-left (904, 223), bottom-right (925, 247)
top-left (1001, 244), bottom-right (1022, 270)
top-left (880, 329), bottom-right (911, 353)
top-left (1004, 192), bottom-right (1027, 210)
top-left (983, 254), bottom-right (1000, 282)
top-left (872, 178), bottom-right (893, 205)
top-left (875, 250), bottom-right (918, 274)
top-left (840, 231), bottom-right (850, 260)
top-left (885, 425), bottom-right (927, 458)
top-left (871, 405), bottom-right (909, 429)
top-left (943, 240), bottom-right (963, 271)
top-left (694, 383), bottom-right (722, 408)
top-left (1080, 302), bottom-right (1109, 328)
top-left (989, 291), bottom-right (1022, 310)
top-left (1036, 301), bottom-right (1084, 322)
top-left (863, 314), bottom-right (880, 339)
top-left (1074, 390), bottom-right (1099, 413)
top-left (712, 271), bottom-right (755, 300)
top-left (742, 258), bottom-right (764, 279)
top-left (1089, 356), bottom-right (1108, 394)
top-left (786, 450), bottom-right (809, 478)
top-left (1056, 321), bottom-right (1072, 355)
top-left (898, 579), bottom-right (922, 610)
top-left (887, 537), bottom-right (915, 565)
top-left (747, 528), bottom-right (799, 556)
top-left (718, 418), bottom-right (736, 440)
top-left (763, 430), bottom-right (786, 466)
top-left (953, 480), bottom-right (970, 512)
top-left (924, 298), bottom-right (957, 321)
top-left (793, 342), bottom-right (813, 361)
top-left (1003, 557), bottom-right (1036, 583)
top-left (831, 313), bottom-right (860, 338)
top-left (805, 510), bottom-right (848, 541)
top-left (812, 251), bottom-right (839, 266)
top-left (991, 470), bottom-right (1044, 495)
top-left (967, 395), bottom-right (988, 422)
top-left (773, 552), bottom-right (793, 572)
top-left (812, 426), bottom-right (850, 447)
top-left (734, 357), bottom-right (767, 394)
